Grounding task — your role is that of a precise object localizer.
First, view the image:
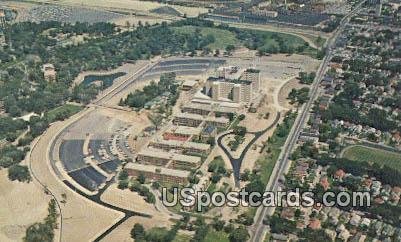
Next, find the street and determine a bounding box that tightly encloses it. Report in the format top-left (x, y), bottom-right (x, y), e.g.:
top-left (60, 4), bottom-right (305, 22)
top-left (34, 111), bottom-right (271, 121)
top-left (249, 1), bottom-right (367, 241)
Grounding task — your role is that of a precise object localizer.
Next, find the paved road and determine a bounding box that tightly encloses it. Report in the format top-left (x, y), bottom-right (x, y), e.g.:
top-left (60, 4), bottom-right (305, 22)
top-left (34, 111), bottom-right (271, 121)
top-left (249, 1), bottom-right (367, 241)
top-left (45, 57), bottom-right (226, 241)
top-left (217, 112), bottom-right (281, 187)
top-left (95, 57), bottom-right (226, 105)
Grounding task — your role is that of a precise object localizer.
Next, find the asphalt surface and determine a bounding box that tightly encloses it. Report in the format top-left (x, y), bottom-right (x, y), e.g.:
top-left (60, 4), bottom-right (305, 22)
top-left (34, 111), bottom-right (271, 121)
top-left (95, 57), bottom-right (226, 105)
top-left (217, 112), bottom-right (281, 187)
top-left (47, 57), bottom-right (227, 241)
top-left (249, 2), bottom-right (367, 241)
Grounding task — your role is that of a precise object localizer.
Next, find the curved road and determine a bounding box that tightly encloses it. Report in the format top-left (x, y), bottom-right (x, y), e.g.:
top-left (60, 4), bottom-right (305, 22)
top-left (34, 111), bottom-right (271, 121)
top-left (249, 1), bottom-right (367, 241)
top-left (217, 112), bottom-right (281, 186)
top-left (36, 57), bottom-right (227, 241)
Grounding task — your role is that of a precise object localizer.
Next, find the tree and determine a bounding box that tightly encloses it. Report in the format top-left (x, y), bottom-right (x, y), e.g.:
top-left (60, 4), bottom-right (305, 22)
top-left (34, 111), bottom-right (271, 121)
top-left (295, 209), bottom-right (302, 218)
top-left (245, 177), bottom-right (265, 196)
top-left (212, 217), bottom-right (225, 231)
top-left (138, 173), bottom-right (146, 184)
top-left (240, 169), bottom-right (251, 181)
top-left (148, 113), bottom-right (163, 130)
top-left (152, 181), bottom-right (160, 189)
top-left (118, 169), bottom-right (128, 181)
top-left (118, 180), bottom-right (129, 189)
top-left (145, 192), bottom-right (156, 204)
top-left (225, 45), bottom-right (235, 55)
top-left (228, 226), bottom-right (249, 242)
top-left (145, 227), bottom-right (169, 242)
top-left (233, 126), bottom-right (247, 136)
top-left (8, 165), bottom-right (31, 182)
top-left (24, 222), bottom-right (54, 242)
top-left (131, 223), bottom-right (145, 240)
top-left (24, 199), bottom-right (58, 242)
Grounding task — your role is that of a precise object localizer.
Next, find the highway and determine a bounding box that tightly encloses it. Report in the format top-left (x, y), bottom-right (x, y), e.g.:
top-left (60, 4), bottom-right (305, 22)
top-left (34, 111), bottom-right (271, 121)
top-left (249, 1), bottom-right (367, 241)
top-left (94, 59), bottom-right (160, 105)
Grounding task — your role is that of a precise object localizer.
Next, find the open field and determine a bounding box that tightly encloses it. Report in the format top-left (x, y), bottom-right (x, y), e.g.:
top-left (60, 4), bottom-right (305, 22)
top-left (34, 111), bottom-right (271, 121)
top-left (209, 20), bottom-right (330, 49)
top-left (278, 78), bottom-right (309, 109)
top-left (101, 215), bottom-right (172, 242)
top-left (205, 230), bottom-right (229, 242)
top-left (173, 26), bottom-right (238, 50)
top-left (0, 170), bottom-right (49, 242)
top-left (252, 29), bottom-right (312, 51)
top-left (343, 145), bottom-right (401, 172)
top-left (173, 25), bottom-right (317, 56)
top-left (173, 233), bottom-right (192, 242)
top-left (29, 109), bottom-right (123, 242)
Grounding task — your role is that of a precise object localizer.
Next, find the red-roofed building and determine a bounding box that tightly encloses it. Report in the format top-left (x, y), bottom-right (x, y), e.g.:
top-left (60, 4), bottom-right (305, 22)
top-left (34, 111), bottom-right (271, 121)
top-left (320, 177), bottom-right (330, 191)
top-left (163, 132), bottom-right (190, 141)
top-left (392, 132), bottom-right (401, 143)
top-left (374, 197), bottom-right (384, 205)
top-left (334, 169), bottom-right (346, 180)
top-left (363, 178), bottom-right (372, 188)
top-left (392, 186), bottom-right (401, 195)
top-left (280, 207), bottom-right (295, 220)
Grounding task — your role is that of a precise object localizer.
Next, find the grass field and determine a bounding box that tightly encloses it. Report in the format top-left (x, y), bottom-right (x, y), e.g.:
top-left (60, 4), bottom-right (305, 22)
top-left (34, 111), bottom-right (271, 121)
top-left (173, 26), bottom-right (238, 50)
top-left (343, 145), bottom-right (401, 172)
top-left (257, 114), bottom-right (297, 185)
top-left (173, 26), bottom-right (316, 58)
top-left (204, 230), bottom-right (229, 242)
top-left (254, 30), bottom-right (306, 49)
top-left (173, 233), bottom-right (192, 242)
top-left (45, 103), bottom-right (83, 123)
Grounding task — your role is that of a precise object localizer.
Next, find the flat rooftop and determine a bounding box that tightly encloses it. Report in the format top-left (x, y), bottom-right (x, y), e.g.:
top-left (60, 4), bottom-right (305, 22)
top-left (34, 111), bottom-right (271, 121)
top-left (175, 112), bottom-right (229, 124)
top-left (126, 163), bottom-right (190, 178)
top-left (183, 101), bottom-right (238, 114)
top-left (182, 80), bottom-right (198, 87)
top-left (138, 149), bottom-right (201, 164)
top-left (150, 139), bottom-right (210, 151)
top-left (166, 125), bottom-right (202, 136)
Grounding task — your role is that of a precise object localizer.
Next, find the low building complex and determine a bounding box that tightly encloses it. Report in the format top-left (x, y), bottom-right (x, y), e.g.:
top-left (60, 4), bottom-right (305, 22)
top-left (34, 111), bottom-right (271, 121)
top-left (125, 163), bottom-right (190, 184)
top-left (136, 149), bottom-right (201, 170)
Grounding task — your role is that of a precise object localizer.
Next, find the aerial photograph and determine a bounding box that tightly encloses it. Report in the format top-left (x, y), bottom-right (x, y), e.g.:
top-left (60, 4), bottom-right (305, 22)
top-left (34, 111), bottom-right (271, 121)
top-left (0, 0), bottom-right (400, 241)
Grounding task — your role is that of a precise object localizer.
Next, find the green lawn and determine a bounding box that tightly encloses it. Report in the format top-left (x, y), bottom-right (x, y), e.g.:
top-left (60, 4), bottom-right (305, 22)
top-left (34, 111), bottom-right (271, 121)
top-left (206, 182), bottom-right (217, 193)
top-left (173, 25), bottom-right (317, 58)
top-left (257, 114), bottom-right (296, 185)
top-left (45, 103), bottom-right (83, 123)
top-left (263, 232), bottom-right (271, 242)
top-left (173, 26), bottom-right (238, 50)
top-left (343, 145), bottom-right (401, 172)
top-left (257, 30), bottom-right (306, 49)
top-left (204, 230), bottom-right (229, 242)
top-left (173, 233), bottom-right (192, 242)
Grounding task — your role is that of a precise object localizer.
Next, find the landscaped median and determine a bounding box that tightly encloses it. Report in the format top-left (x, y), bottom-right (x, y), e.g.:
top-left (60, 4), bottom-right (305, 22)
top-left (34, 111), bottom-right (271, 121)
top-left (233, 111), bottom-right (297, 227)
